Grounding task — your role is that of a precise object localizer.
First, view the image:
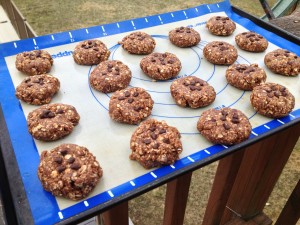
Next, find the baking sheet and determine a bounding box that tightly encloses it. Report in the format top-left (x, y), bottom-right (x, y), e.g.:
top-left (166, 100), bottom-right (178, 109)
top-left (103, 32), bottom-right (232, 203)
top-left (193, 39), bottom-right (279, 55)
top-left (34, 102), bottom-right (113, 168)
top-left (0, 1), bottom-right (300, 224)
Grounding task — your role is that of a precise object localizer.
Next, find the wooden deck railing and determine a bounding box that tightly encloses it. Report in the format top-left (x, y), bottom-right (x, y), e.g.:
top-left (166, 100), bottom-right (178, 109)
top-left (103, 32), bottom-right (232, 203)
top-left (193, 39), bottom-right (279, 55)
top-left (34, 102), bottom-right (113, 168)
top-left (0, 0), bottom-right (36, 39)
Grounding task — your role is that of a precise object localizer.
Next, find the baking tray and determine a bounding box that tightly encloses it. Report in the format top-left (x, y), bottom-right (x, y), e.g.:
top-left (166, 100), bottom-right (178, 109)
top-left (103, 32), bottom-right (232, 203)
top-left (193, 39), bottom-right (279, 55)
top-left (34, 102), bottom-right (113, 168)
top-left (0, 0), bottom-right (300, 224)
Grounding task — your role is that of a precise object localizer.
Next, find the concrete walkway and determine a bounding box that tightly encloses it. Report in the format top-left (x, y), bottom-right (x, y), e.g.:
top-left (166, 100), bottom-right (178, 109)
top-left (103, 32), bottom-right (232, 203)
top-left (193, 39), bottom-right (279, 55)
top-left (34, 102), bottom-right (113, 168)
top-left (0, 5), bottom-right (19, 43)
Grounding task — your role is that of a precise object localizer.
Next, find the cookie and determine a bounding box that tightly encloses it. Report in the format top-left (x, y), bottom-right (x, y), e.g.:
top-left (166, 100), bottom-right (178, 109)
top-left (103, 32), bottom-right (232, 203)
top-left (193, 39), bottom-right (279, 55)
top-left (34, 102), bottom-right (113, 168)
top-left (250, 82), bottom-right (295, 118)
top-left (90, 60), bottom-right (132, 93)
top-left (109, 87), bottom-right (154, 124)
top-left (130, 119), bottom-right (182, 169)
top-left (73, 39), bottom-right (110, 65)
top-left (235, 31), bottom-right (268, 52)
top-left (203, 41), bottom-right (238, 65)
top-left (170, 76), bottom-right (216, 108)
top-left (169, 26), bottom-right (201, 48)
top-left (38, 144), bottom-right (103, 200)
top-left (140, 52), bottom-right (182, 80)
top-left (264, 49), bottom-right (300, 76)
top-left (15, 74), bottom-right (60, 105)
top-left (225, 64), bottom-right (267, 90)
top-left (206, 16), bottom-right (236, 36)
top-left (27, 103), bottom-right (80, 141)
top-left (15, 50), bottom-right (53, 76)
top-left (197, 108), bottom-right (252, 145)
top-left (118, 31), bottom-right (156, 55)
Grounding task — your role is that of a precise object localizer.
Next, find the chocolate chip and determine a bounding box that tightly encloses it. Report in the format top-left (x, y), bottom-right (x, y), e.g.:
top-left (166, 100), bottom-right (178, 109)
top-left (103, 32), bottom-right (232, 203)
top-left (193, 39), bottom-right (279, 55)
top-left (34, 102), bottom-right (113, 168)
top-left (128, 98), bottom-right (134, 103)
top-left (190, 80), bottom-right (195, 85)
top-left (83, 46), bottom-right (89, 49)
top-left (223, 123), bottom-right (230, 130)
top-left (163, 138), bottom-right (170, 144)
top-left (190, 86), bottom-right (196, 91)
top-left (27, 84), bottom-right (33, 87)
top-left (124, 91), bottom-right (130, 97)
top-left (168, 60), bottom-right (174, 64)
top-left (151, 133), bottom-right (158, 140)
top-left (25, 78), bottom-right (31, 83)
top-left (102, 72), bottom-right (107, 76)
top-left (60, 149), bottom-right (68, 155)
top-left (151, 59), bottom-right (156, 62)
top-left (144, 138), bottom-right (151, 144)
top-left (149, 126), bottom-right (156, 132)
top-left (183, 81), bottom-right (189, 86)
top-left (107, 68), bottom-right (112, 73)
top-left (57, 165), bottom-right (66, 173)
top-left (115, 67), bottom-right (120, 71)
top-left (267, 92), bottom-right (274, 98)
top-left (118, 96), bottom-right (126, 100)
top-left (54, 157), bottom-right (62, 164)
top-left (220, 46), bottom-right (228, 51)
top-left (67, 157), bottom-right (75, 164)
top-left (70, 163), bottom-right (81, 170)
top-left (211, 118), bottom-right (216, 122)
top-left (232, 118), bottom-right (240, 124)
top-left (107, 64), bottom-right (113, 68)
top-left (221, 115), bottom-right (227, 121)
top-left (133, 92), bottom-right (139, 97)
top-left (40, 110), bottom-right (55, 119)
top-left (56, 109), bottom-right (64, 114)
top-left (153, 143), bottom-right (159, 149)
top-left (133, 106), bottom-right (142, 112)
top-left (221, 110), bottom-right (228, 116)
top-left (88, 40), bottom-right (92, 45)
top-left (162, 53), bottom-right (167, 58)
top-left (159, 129), bottom-right (166, 134)
top-left (274, 91), bottom-right (281, 97)
top-left (93, 47), bottom-right (99, 51)
top-left (232, 113), bottom-right (239, 119)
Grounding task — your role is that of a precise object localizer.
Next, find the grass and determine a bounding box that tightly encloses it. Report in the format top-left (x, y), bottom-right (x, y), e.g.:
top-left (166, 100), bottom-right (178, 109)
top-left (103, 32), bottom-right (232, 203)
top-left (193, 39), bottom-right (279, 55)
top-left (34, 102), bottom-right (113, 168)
top-left (13, 0), bottom-right (278, 35)
top-left (10, 0), bottom-right (300, 224)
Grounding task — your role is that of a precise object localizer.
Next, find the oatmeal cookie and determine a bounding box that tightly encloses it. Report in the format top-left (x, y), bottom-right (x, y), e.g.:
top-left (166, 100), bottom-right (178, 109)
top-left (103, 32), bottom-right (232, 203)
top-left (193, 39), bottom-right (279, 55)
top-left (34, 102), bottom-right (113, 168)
top-left (169, 26), bottom-right (201, 48)
top-left (38, 144), bottom-right (103, 200)
top-left (73, 39), bottom-right (110, 65)
top-left (27, 103), bottom-right (80, 141)
top-left (170, 76), bottom-right (216, 108)
top-left (130, 119), bottom-right (183, 169)
top-left (235, 31), bottom-right (268, 52)
top-left (250, 82), bottom-right (295, 118)
top-left (264, 49), bottom-right (300, 76)
top-left (119, 31), bottom-right (156, 54)
top-left (90, 60), bottom-right (132, 93)
top-left (15, 50), bottom-right (53, 75)
top-left (203, 41), bottom-right (238, 65)
top-left (140, 52), bottom-right (182, 80)
top-left (206, 16), bottom-right (236, 36)
top-left (15, 74), bottom-right (60, 105)
top-left (225, 64), bottom-right (267, 90)
top-left (109, 87), bottom-right (154, 124)
top-left (197, 107), bottom-right (252, 145)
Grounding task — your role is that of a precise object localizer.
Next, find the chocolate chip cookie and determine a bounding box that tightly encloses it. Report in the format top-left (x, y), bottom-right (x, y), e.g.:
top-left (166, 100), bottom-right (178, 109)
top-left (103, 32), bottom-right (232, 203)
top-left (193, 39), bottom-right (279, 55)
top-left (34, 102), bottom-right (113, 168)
top-left (140, 52), bottom-right (182, 80)
top-left (109, 87), bottom-right (154, 124)
top-left (235, 31), bottom-right (268, 52)
top-left (38, 144), bottom-right (103, 200)
top-left (264, 49), bottom-right (300, 76)
top-left (250, 82), bottom-right (295, 118)
top-left (27, 103), bottom-right (80, 141)
top-left (226, 64), bottom-right (267, 90)
top-left (15, 74), bottom-right (60, 105)
top-left (170, 76), bottom-right (216, 108)
top-left (15, 50), bottom-right (53, 76)
top-left (203, 41), bottom-right (238, 65)
top-left (130, 119), bottom-right (183, 169)
top-left (169, 26), bottom-right (201, 48)
top-left (119, 31), bottom-right (156, 55)
top-left (206, 16), bottom-right (236, 36)
top-left (90, 60), bottom-right (132, 93)
top-left (197, 108), bottom-right (252, 145)
top-left (73, 39), bottom-right (110, 65)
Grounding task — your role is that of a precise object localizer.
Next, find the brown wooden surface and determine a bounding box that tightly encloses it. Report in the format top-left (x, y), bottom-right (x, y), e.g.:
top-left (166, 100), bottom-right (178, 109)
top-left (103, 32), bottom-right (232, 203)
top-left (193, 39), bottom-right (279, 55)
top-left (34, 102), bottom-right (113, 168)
top-left (202, 150), bottom-right (244, 225)
top-left (224, 213), bottom-right (272, 225)
top-left (275, 179), bottom-right (300, 225)
top-left (220, 123), bottom-right (300, 224)
top-left (101, 201), bottom-right (129, 225)
top-left (163, 172), bottom-right (192, 225)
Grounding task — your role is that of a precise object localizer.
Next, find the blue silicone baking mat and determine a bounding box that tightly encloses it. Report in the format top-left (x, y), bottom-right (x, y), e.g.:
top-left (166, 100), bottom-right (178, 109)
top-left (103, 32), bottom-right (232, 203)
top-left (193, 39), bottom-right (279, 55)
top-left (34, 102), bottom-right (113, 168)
top-left (0, 0), bottom-right (299, 224)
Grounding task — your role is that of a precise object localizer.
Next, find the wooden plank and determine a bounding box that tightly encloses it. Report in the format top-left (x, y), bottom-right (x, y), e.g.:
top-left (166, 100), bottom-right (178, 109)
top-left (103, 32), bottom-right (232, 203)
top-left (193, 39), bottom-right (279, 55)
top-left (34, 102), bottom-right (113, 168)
top-left (275, 179), bottom-right (300, 225)
top-left (101, 201), bottom-right (129, 225)
top-left (220, 123), bottom-right (300, 224)
top-left (163, 172), bottom-right (192, 225)
top-left (202, 150), bottom-right (244, 225)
